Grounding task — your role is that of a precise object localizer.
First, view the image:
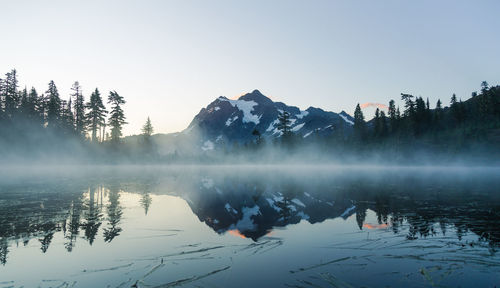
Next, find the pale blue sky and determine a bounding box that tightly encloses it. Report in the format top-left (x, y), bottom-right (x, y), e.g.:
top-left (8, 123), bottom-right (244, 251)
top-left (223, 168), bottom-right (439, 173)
top-left (2, 0), bottom-right (499, 135)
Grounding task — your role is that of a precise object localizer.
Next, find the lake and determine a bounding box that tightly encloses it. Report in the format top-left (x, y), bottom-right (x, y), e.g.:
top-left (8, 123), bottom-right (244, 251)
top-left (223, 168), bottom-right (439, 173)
top-left (0, 166), bottom-right (499, 287)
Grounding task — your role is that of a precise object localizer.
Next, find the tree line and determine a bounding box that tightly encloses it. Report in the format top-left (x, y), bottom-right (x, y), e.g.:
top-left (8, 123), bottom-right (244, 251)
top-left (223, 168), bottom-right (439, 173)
top-left (351, 81), bottom-right (500, 145)
top-left (0, 69), bottom-right (156, 153)
top-left (263, 81), bottom-right (500, 158)
top-left (2, 68), bottom-right (499, 162)
top-left (0, 69), bottom-right (130, 142)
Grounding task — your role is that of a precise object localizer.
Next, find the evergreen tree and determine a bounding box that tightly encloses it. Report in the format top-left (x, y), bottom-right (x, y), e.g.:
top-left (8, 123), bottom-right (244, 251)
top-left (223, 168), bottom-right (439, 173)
top-left (107, 91), bottom-right (127, 143)
top-left (18, 86), bottom-right (36, 122)
top-left (425, 97), bottom-right (432, 126)
top-left (479, 81), bottom-right (492, 121)
top-left (3, 69), bottom-right (19, 119)
top-left (401, 93), bottom-right (415, 117)
top-left (61, 98), bottom-right (74, 134)
top-left (414, 97), bottom-right (427, 135)
top-left (481, 81), bottom-right (489, 94)
top-left (277, 110), bottom-right (291, 137)
top-left (388, 99), bottom-right (397, 133)
top-left (450, 93), bottom-right (457, 106)
top-left (71, 82), bottom-right (86, 137)
top-left (353, 103), bottom-right (366, 141)
top-left (142, 117), bottom-right (154, 137)
top-left (46, 80), bottom-right (61, 129)
top-left (458, 99), bottom-right (466, 124)
top-left (37, 92), bottom-right (47, 126)
top-left (450, 93), bottom-right (460, 124)
top-left (373, 108), bottom-right (381, 138)
top-left (29, 87), bottom-right (42, 125)
top-left (434, 99), bottom-right (443, 129)
top-left (379, 110), bottom-right (388, 137)
top-left (252, 128), bottom-right (261, 143)
top-left (19, 87), bottom-right (29, 117)
top-left (141, 117), bottom-right (154, 152)
top-left (85, 88), bottom-right (107, 142)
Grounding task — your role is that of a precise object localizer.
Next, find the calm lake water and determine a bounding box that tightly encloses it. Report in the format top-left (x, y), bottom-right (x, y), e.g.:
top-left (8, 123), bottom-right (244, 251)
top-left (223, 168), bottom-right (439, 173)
top-left (0, 166), bottom-right (499, 287)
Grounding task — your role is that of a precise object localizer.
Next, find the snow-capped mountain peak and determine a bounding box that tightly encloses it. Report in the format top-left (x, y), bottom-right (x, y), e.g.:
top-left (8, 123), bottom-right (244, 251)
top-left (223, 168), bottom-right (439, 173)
top-left (184, 90), bottom-right (354, 149)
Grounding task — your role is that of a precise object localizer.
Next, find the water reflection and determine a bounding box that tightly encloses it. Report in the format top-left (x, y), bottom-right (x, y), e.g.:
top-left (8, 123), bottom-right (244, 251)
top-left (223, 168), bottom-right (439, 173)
top-left (0, 168), bottom-right (499, 267)
top-left (103, 186), bottom-right (123, 242)
top-left (81, 187), bottom-right (103, 246)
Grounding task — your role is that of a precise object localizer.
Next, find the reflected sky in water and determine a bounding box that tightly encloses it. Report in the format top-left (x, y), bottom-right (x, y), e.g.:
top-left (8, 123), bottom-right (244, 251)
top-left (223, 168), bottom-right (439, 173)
top-left (0, 166), bottom-right (499, 287)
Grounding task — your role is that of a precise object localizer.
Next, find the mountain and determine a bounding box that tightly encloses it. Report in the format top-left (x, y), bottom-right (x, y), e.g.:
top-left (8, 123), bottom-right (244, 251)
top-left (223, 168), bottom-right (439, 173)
top-left (183, 89), bottom-right (354, 149)
top-left (122, 90), bottom-right (354, 155)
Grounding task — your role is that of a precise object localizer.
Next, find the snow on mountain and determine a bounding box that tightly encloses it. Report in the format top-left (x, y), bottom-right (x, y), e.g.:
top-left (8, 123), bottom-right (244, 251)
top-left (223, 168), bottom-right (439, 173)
top-left (339, 111), bottom-right (355, 125)
top-left (225, 115), bottom-right (238, 126)
top-left (303, 131), bottom-right (314, 138)
top-left (291, 123), bottom-right (305, 132)
top-left (218, 97), bottom-right (261, 124)
top-left (185, 89), bottom-right (354, 150)
top-left (296, 110), bottom-right (309, 119)
top-left (201, 140), bottom-right (214, 151)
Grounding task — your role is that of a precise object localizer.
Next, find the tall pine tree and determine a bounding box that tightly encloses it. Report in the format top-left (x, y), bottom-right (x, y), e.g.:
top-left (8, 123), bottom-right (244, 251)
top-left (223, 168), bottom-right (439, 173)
top-left (142, 117), bottom-right (153, 137)
top-left (71, 82), bottom-right (86, 137)
top-left (141, 116), bottom-right (154, 149)
top-left (107, 91), bottom-right (126, 143)
top-left (434, 99), bottom-right (443, 130)
top-left (85, 88), bottom-right (107, 142)
top-left (388, 99), bottom-right (397, 134)
top-left (379, 110), bottom-right (388, 137)
top-left (3, 69), bottom-right (19, 119)
top-left (29, 87), bottom-right (42, 125)
top-left (61, 98), bottom-right (74, 134)
top-left (353, 103), bottom-right (366, 141)
top-left (19, 87), bottom-right (29, 117)
top-left (277, 110), bottom-right (291, 137)
top-left (401, 93), bottom-right (415, 117)
top-left (373, 108), bottom-right (381, 138)
top-left (46, 80), bottom-right (61, 129)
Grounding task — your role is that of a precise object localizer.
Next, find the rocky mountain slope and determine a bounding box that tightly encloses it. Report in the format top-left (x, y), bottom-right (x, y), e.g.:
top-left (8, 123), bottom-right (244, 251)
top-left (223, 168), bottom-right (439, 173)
top-left (124, 89), bottom-right (354, 154)
top-left (183, 89), bottom-right (354, 150)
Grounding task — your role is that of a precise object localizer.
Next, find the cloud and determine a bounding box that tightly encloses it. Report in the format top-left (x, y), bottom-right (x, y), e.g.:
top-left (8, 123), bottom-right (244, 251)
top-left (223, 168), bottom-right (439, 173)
top-left (360, 102), bottom-right (389, 111)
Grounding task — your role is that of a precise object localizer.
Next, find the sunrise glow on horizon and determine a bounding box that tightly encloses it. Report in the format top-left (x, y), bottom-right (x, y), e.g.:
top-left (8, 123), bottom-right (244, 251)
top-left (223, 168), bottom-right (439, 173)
top-left (2, 0), bottom-right (499, 136)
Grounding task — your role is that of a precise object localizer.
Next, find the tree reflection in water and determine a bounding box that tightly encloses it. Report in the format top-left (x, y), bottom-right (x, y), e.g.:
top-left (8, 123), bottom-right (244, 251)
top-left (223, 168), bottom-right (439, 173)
top-left (103, 185), bottom-right (123, 243)
top-left (0, 169), bottom-right (499, 266)
top-left (81, 186), bottom-right (103, 245)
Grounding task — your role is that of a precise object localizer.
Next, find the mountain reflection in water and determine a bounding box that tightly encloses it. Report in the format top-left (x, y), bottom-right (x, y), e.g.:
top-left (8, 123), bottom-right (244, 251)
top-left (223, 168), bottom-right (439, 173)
top-left (0, 166), bottom-right (499, 287)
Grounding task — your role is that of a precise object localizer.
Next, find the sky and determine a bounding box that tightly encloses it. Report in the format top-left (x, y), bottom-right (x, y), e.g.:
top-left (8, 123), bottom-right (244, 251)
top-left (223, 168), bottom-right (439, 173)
top-left (2, 0), bottom-right (499, 136)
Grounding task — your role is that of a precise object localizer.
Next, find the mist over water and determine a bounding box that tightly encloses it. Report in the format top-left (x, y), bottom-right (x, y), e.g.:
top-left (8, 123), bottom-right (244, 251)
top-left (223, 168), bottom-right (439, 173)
top-left (2, 1), bottom-right (500, 286)
top-left (0, 166), bottom-right (499, 287)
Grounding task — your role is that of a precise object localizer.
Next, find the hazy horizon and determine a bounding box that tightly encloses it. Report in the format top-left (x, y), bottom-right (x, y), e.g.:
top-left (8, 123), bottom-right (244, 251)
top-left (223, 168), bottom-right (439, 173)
top-left (2, 0), bottom-right (500, 136)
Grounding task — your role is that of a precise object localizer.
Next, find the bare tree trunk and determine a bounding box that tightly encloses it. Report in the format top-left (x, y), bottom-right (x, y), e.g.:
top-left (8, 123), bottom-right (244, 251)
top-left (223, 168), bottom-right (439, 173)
top-left (99, 124), bottom-right (102, 142)
top-left (102, 124), bottom-right (106, 142)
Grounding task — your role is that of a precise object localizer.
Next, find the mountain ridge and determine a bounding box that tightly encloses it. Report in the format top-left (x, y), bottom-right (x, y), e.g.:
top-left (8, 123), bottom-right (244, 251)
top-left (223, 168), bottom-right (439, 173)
top-left (124, 89), bottom-right (354, 154)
